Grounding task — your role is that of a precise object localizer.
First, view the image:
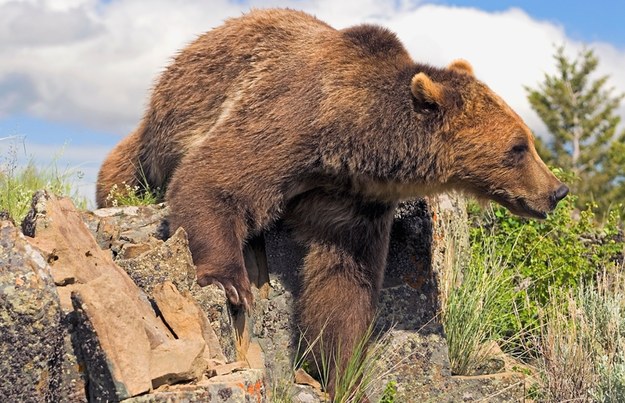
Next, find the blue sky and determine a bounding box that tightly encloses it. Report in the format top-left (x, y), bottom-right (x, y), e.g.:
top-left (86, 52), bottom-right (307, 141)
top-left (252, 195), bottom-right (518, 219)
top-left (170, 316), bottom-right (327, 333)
top-left (1, 0), bottom-right (624, 207)
top-left (437, 1), bottom-right (625, 47)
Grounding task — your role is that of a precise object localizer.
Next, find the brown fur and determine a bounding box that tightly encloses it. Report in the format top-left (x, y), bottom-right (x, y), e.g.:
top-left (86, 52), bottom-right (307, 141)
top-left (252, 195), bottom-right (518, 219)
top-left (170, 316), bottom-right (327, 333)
top-left (97, 9), bottom-right (567, 395)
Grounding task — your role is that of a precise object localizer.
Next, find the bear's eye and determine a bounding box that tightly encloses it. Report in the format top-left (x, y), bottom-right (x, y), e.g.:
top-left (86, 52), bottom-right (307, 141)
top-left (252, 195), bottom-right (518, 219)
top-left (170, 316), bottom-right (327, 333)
top-left (511, 144), bottom-right (528, 154)
top-left (504, 142), bottom-right (529, 166)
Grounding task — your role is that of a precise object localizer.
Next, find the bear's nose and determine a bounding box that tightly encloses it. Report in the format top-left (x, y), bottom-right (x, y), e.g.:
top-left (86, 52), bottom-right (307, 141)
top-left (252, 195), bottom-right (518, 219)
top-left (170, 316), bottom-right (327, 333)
top-left (553, 184), bottom-right (569, 202)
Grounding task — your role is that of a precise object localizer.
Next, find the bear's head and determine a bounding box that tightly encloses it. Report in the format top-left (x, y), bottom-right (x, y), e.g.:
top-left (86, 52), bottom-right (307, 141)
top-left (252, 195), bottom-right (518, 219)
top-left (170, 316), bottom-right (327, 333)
top-left (411, 60), bottom-right (568, 219)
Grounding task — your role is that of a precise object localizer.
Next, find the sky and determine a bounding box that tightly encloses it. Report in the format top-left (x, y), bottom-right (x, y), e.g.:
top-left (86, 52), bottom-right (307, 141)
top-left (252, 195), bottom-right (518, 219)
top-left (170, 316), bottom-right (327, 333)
top-left (1, 0), bottom-right (624, 208)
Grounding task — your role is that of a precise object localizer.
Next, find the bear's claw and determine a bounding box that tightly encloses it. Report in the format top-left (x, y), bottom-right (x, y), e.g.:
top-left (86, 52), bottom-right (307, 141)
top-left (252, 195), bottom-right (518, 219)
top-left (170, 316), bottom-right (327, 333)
top-left (197, 272), bottom-right (253, 312)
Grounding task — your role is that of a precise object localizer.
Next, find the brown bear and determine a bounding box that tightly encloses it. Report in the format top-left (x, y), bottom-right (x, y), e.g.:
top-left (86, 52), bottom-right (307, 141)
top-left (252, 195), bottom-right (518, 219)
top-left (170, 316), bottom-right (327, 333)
top-left (97, 8), bottom-right (568, 393)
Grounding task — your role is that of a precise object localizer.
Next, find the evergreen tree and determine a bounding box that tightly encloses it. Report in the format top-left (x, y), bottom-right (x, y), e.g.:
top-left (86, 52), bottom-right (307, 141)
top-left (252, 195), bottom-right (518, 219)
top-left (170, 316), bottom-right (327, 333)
top-left (526, 47), bottom-right (625, 214)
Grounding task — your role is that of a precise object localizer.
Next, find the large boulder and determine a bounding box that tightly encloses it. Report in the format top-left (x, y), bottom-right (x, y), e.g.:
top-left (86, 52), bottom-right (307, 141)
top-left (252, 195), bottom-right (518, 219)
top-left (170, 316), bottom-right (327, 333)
top-left (0, 218), bottom-right (64, 401)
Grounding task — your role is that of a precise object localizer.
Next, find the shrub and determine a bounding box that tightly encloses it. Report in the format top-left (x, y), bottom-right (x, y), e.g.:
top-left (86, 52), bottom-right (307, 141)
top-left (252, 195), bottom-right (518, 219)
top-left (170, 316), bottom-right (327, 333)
top-left (535, 271), bottom-right (625, 402)
top-left (467, 169), bottom-right (623, 334)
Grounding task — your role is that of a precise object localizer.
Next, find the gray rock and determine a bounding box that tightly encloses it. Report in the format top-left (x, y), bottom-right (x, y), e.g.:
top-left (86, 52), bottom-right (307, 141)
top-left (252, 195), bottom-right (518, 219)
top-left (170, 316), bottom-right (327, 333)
top-left (81, 203), bottom-right (170, 256)
top-left (0, 219), bottom-right (64, 401)
top-left (122, 369), bottom-right (266, 403)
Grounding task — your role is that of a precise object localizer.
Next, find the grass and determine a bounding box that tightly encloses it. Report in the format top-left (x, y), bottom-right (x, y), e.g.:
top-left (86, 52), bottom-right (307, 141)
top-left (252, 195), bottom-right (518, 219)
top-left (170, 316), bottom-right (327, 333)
top-left (445, 195), bottom-right (625, 401)
top-left (269, 320), bottom-right (402, 402)
top-left (441, 227), bottom-right (520, 375)
top-left (105, 181), bottom-right (160, 207)
top-left (534, 269), bottom-right (625, 402)
top-left (0, 139), bottom-right (86, 221)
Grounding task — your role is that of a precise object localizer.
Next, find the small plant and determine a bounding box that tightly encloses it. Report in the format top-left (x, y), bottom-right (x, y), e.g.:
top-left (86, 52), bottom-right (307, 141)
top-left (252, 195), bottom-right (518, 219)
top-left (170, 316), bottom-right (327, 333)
top-left (379, 380), bottom-right (397, 403)
top-left (536, 290), bottom-right (595, 402)
top-left (292, 319), bottom-right (404, 402)
top-left (269, 376), bottom-right (296, 403)
top-left (104, 161), bottom-right (162, 207)
top-left (105, 181), bottom-right (160, 207)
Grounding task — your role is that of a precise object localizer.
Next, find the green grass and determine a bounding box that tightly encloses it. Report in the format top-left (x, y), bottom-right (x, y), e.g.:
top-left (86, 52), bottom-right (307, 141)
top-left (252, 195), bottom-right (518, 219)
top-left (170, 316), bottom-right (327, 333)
top-left (442, 230), bottom-right (520, 375)
top-left (270, 320), bottom-right (400, 402)
top-left (448, 168), bottom-right (625, 400)
top-left (0, 141), bottom-right (86, 221)
top-left (105, 181), bottom-right (161, 207)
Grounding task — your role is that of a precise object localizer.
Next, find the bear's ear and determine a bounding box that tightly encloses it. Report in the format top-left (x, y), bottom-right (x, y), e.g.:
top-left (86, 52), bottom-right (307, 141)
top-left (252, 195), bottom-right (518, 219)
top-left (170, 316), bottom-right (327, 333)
top-left (411, 73), bottom-right (445, 106)
top-left (447, 59), bottom-right (474, 76)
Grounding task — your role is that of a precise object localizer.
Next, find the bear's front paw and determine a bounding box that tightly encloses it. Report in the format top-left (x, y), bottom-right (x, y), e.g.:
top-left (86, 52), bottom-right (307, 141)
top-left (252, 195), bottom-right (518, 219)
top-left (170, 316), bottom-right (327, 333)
top-left (196, 266), bottom-right (254, 311)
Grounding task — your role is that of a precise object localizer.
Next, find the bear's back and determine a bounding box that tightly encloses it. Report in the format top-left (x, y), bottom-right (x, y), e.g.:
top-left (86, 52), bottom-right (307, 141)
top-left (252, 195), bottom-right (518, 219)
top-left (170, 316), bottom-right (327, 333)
top-left (138, 9), bottom-right (414, 188)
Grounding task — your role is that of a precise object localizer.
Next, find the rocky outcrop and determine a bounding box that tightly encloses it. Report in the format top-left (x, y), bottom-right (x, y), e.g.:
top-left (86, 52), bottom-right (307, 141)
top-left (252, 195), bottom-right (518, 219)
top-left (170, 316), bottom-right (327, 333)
top-left (10, 192), bottom-right (263, 402)
top-left (0, 191), bottom-right (525, 402)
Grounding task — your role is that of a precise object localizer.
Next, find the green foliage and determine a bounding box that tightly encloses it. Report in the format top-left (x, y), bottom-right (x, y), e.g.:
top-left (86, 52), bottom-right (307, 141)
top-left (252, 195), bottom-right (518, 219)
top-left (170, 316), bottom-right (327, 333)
top-left (526, 46), bottom-right (625, 215)
top-left (105, 181), bottom-right (160, 207)
top-left (0, 142), bottom-right (86, 221)
top-left (379, 380), bottom-right (397, 403)
top-left (468, 170), bottom-right (623, 333)
top-left (293, 319), bottom-right (402, 402)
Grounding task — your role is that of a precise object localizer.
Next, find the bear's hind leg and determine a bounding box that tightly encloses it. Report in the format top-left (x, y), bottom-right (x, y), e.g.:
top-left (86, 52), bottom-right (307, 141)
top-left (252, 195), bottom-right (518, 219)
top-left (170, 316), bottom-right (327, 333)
top-left (288, 190), bottom-right (395, 398)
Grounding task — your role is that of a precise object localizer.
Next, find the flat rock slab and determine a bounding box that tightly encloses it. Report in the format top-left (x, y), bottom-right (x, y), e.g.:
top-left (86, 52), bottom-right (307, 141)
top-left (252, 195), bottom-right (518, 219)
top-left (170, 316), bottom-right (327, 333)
top-left (0, 219), bottom-right (64, 401)
top-left (123, 369), bottom-right (266, 403)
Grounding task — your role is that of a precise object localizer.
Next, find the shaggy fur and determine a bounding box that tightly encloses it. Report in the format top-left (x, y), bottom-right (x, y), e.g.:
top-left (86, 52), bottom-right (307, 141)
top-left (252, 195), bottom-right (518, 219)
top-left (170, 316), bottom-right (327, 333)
top-left (97, 9), bottom-right (568, 394)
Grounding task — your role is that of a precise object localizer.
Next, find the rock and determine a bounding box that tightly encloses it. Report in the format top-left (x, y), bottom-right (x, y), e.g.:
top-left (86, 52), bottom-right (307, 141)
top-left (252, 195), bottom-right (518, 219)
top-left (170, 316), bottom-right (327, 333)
top-left (210, 361), bottom-right (249, 377)
top-left (446, 372), bottom-right (525, 402)
top-left (23, 192), bottom-right (229, 400)
top-left (81, 203), bottom-right (169, 255)
top-left (245, 341), bottom-right (265, 370)
top-left (71, 278), bottom-right (155, 398)
top-left (291, 384), bottom-right (325, 403)
top-left (123, 236), bottom-right (237, 361)
top-left (150, 339), bottom-right (207, 388)
top-left (124, 369), bottom-right (266, 403)
top-left (116, 228), bottom-right (196, 294)
top-left (252, 227), bottom-right (302, 381)
top-left (152, 281), bottom-right (226, 363)
top-left (84, 201), bottom-right (238, 363)
top-left (294, 368), bottom-right (322, 390)
top-left (0, 219), bottom-right (64, 401)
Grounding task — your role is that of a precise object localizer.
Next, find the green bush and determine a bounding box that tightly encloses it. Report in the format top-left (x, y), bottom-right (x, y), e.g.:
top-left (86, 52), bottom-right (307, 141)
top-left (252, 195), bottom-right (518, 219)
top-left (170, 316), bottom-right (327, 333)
top-left (468, 170), bottom-right (623, 334)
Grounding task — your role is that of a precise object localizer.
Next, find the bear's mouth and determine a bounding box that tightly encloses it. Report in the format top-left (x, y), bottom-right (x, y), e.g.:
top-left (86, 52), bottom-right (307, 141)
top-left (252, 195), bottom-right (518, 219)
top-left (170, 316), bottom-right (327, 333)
top-left (489, 192), bottom-right (548, 219)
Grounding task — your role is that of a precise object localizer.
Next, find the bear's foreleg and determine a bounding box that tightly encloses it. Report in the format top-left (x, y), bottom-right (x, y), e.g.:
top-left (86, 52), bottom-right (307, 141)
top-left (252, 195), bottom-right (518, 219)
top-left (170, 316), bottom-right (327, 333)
top-left (289, 190), bottom-right (395, 398)
top-left (166, 170), bottom-right (257, 310)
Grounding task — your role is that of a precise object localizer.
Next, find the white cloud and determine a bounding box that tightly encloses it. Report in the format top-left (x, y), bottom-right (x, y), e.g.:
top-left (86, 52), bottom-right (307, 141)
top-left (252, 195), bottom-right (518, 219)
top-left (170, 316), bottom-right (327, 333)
top-left (1, 0), bottom-right (624, 139)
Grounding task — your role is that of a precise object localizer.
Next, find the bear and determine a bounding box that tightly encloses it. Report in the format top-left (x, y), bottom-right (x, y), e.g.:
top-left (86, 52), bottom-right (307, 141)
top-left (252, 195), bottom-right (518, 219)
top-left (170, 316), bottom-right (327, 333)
top-left (97, 8), bottom-right (568, 394)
